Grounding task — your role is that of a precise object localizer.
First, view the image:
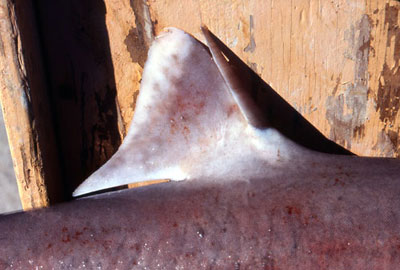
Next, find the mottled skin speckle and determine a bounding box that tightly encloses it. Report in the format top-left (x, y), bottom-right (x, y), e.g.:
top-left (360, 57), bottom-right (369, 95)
top-left (1, 154), bottom-right (400, 269)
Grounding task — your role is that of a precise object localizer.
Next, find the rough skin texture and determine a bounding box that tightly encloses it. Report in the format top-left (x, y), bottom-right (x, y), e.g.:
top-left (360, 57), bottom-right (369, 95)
top-left (1, 154), bottom-right (400, 269)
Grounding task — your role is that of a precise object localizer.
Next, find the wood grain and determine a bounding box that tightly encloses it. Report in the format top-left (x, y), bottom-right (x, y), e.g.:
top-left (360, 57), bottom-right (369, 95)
top-left (0, 0), bottom-right (62, 209)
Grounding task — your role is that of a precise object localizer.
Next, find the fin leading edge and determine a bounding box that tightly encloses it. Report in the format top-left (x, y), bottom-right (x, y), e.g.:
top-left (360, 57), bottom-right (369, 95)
top-left (73, 27), bottom-right (348, 197)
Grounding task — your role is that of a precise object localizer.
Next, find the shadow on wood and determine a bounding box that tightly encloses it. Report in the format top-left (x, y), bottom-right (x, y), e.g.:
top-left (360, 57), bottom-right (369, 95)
top-left (203, 28), bottom-right (352, 155)
top-left (34, 1), bottom-right (122, 201)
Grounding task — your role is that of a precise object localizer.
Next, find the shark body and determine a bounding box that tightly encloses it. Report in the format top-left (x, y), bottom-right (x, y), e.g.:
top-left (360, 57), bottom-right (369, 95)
top-left (2, 158), bottom-right (400, 269)
top-left (1, 27), bottom-right (400, 269)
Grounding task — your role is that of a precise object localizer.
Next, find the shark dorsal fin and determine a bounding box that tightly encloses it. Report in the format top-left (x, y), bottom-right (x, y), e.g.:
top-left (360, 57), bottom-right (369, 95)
top-left (73, 27), bottom-right (349, 197)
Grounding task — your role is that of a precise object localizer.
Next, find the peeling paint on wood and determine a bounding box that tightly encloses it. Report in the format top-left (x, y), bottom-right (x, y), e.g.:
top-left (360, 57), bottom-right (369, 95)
top-left (326, 14), bottom-right (372, 149)
top-left (367, 1), bottom-right (400, 157)
top-left (376, 4), bottom-right (400, 124)
top-left (243, 15), bottom-right (256, 53)
top-left (124, 0), bottom-right (155, 68)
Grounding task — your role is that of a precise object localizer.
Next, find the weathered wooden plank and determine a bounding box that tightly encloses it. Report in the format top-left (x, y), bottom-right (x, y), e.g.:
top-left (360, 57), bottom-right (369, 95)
top-left (0, 0), bottom-right (62, 209)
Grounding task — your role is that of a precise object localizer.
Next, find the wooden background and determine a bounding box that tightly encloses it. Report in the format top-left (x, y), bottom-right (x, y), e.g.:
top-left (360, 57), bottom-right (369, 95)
top-left (0, 0), bottom-right (399, 209)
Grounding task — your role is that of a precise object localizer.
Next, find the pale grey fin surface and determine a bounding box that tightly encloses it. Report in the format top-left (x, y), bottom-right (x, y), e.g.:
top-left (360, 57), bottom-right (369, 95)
top-left (73, 27), bottom-right (344, 197)
top-left (73, 27), bottom-right (301, 197)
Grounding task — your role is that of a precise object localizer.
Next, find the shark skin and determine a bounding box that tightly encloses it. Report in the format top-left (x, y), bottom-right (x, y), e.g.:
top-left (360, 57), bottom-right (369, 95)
top-left (1, 27), bottom-right (400, 269)
top-left (1, 159), bottom-right (400, 269)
